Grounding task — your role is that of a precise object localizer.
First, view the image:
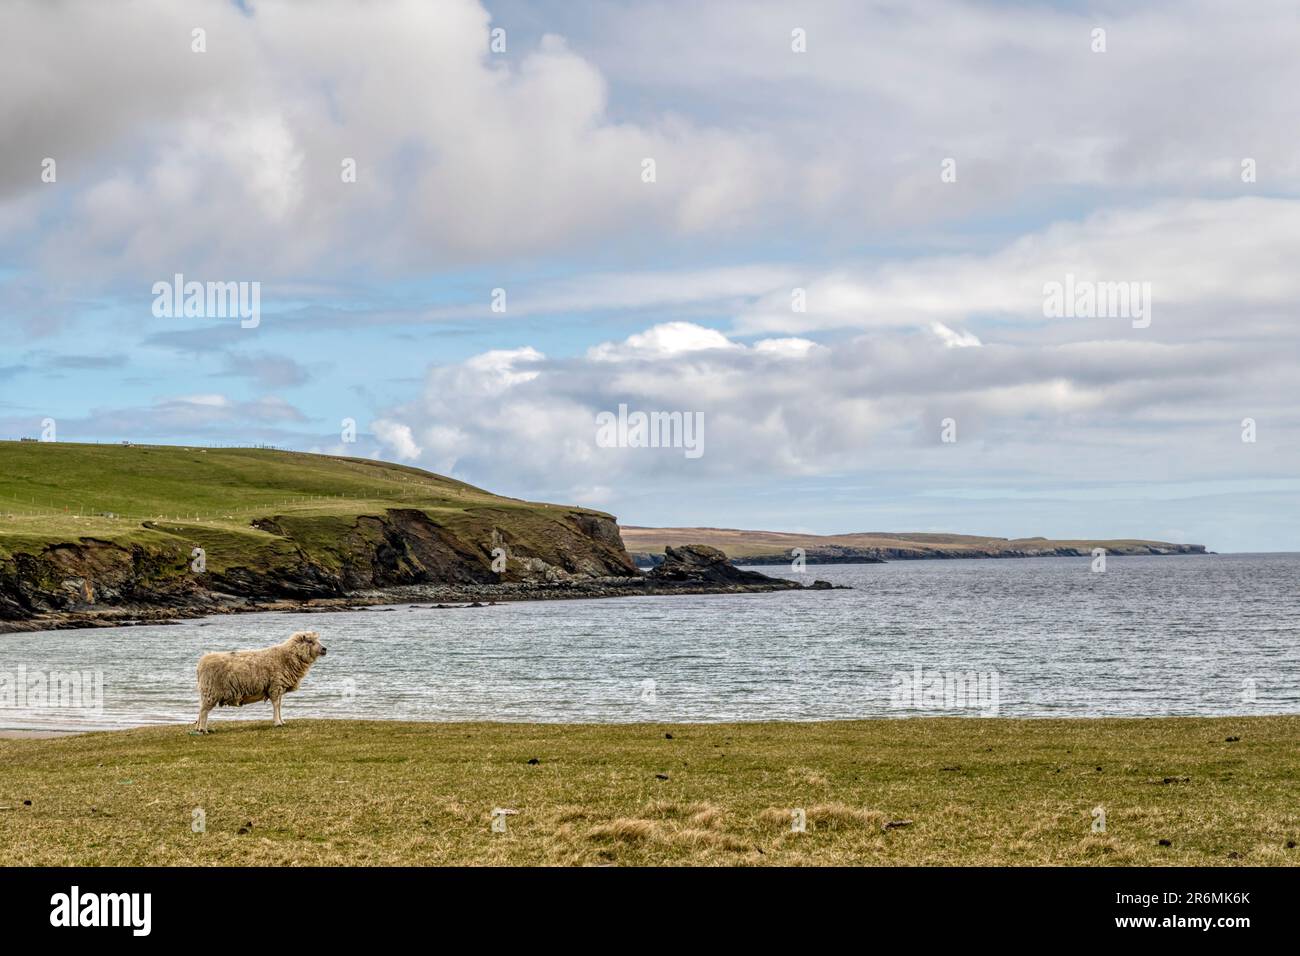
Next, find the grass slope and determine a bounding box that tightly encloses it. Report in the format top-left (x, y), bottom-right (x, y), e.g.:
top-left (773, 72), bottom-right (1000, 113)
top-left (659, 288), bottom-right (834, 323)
top-left (2, 718), bottom-right (1295, 866)
top-left (0, 441), bottom-right (603, 574)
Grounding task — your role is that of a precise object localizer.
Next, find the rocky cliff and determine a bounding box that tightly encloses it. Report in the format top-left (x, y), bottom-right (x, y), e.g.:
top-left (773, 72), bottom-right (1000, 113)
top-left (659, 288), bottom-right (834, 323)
top-left (0, 506), bottom-right (641, 629)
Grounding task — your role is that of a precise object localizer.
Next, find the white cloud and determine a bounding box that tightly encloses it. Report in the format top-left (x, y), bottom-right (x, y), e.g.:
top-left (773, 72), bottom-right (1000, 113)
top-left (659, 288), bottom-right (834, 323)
top-left (753, 337), bottom-right (823, 357)
top-left (371, 419), bottom-right (422, 461)
top-left (371, 300), bottom-right (1298, 513)
top-left (735, 198), bottom-right (1300, 335)
top-left (464, 348), bottom-right (545, 388)
top-left (931, 323), bottom-right (981, 349)
top-left (589, 322), bottom-right (739, 361)
top-left (174, 394), bottom-right (230, 407)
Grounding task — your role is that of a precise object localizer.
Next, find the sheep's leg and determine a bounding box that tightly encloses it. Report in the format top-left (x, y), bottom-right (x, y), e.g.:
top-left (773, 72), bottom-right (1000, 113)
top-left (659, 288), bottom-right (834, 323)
top-left (196, 702), bottom-right (213, 733)
top-left (271, 694), bottom-right (284, 727)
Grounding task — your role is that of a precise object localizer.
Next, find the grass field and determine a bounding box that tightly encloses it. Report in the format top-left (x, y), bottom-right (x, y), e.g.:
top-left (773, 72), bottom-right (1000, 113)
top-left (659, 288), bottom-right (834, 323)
top-left (2, 717), bottom-right (1296, 866)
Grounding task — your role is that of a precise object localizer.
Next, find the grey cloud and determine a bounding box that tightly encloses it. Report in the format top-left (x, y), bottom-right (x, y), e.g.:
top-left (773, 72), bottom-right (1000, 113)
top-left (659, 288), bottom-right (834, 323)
top-left (143, 326), bottom-right (251, 353)
top-left (0, 393), bottom-right (310, 445)
top-left (45, 354), bottom-right (129, 370)
top-left (216, 351), bottom-right (312, 389)
top-left (0, 0), bottom-right (782, 283)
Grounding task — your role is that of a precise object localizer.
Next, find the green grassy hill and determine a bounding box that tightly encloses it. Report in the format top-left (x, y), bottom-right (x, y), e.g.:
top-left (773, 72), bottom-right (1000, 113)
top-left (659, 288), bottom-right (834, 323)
top-left (1, 441), bottom-right (494, 519)
top-left (0, 441), bottom-right (553, 558)
top-left (0, 442), bottom-right (637, 623)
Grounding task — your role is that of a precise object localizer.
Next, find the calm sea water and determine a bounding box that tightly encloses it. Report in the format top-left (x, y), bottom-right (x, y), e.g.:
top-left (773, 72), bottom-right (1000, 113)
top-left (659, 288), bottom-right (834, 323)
top-left (1, 553), bottom-right (1296, 730)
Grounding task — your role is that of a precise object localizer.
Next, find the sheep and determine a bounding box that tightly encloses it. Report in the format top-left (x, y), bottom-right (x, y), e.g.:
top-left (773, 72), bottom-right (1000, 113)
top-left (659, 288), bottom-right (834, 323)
top-left (194, 630), bottom-right (327, 733)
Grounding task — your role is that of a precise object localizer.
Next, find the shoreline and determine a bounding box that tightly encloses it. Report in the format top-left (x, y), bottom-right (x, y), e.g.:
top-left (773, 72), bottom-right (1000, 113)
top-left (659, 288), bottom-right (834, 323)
top-left (0, 575), bottom-right (806, 635)
top-left (5, 711), bottom-right (1297, 740)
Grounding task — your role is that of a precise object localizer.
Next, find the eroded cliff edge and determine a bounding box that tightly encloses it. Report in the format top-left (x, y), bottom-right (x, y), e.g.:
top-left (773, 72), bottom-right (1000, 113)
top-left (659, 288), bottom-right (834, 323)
top-left (0, 509), bottom-right (801, 632)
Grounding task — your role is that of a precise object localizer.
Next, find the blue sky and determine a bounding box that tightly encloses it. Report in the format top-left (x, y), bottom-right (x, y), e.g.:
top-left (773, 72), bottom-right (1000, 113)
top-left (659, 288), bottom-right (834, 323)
top-left (1, 0), bottom-right (1298, 552)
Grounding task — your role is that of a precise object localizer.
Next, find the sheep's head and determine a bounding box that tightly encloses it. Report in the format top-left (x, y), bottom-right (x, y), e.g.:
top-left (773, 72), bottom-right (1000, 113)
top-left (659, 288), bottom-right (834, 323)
top-left (290, 630), bottom-right (327, 663)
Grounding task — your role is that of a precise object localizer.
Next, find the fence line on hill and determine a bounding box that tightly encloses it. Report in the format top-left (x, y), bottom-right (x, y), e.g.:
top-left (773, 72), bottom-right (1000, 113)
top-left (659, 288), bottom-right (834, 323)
top-left (0, 443), bottom-right (486, 524)
top-left (0, 484), bottom-right (480, 527)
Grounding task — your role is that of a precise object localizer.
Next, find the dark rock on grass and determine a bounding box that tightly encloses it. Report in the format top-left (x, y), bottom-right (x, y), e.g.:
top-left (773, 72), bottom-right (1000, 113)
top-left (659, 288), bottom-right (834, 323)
top-left (1225, 736), bottom-right (1241, 742)
top-left (527, 758), bottom-right (540, 765)
top-left (655, 773), bottom-right (670, 781)
top-left (883, 819), bottom-right (913, 830)
top-left (664, 733), bottom-right (673, 740)
top-left (1158, 839), bottom-right (1172, 847)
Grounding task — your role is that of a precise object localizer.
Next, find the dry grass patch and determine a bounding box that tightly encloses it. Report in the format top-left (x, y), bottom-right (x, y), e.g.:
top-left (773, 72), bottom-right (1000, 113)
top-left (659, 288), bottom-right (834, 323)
top-left (666, 828), bottom-right (750, 852)
top-left (759, 803), bottom-right (888, 831)
top-left (688, 807), bottom-right (725, 829)
top-left (588, 818), bottom-right (658, 843)
top-left (808, 803), bottom-right (890, 830)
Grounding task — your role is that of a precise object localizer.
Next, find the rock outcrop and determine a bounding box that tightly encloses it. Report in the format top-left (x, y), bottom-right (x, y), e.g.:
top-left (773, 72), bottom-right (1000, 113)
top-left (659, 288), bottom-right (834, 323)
top-left (0, 518), bottom-right (812, 632)
top-left (646, 544), bottom-right (798, 588)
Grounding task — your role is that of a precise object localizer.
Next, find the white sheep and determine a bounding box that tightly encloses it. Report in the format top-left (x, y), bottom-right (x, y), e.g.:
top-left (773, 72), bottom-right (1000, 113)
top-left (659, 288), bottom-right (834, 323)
top-left (194, 631), bottom-right (327, 732)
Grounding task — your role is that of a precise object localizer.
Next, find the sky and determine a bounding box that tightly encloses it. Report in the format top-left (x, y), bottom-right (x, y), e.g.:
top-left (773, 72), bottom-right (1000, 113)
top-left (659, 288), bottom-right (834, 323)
top-left (1, 0), bottom-right (1298, 552)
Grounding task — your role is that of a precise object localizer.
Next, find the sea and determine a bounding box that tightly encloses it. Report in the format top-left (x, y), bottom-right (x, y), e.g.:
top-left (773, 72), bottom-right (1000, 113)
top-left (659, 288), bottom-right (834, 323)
top-left (1, 553), bottom-right (1296, 730)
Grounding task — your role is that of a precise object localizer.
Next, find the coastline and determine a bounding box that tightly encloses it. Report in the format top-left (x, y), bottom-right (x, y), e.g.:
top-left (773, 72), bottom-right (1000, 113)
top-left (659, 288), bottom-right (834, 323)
top-left (4, 710), bottom-right (1297, 740)
top-left (0, 550), bottom-right (1228, 636)
top-left (0, 575), bottom-right (804, 635)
